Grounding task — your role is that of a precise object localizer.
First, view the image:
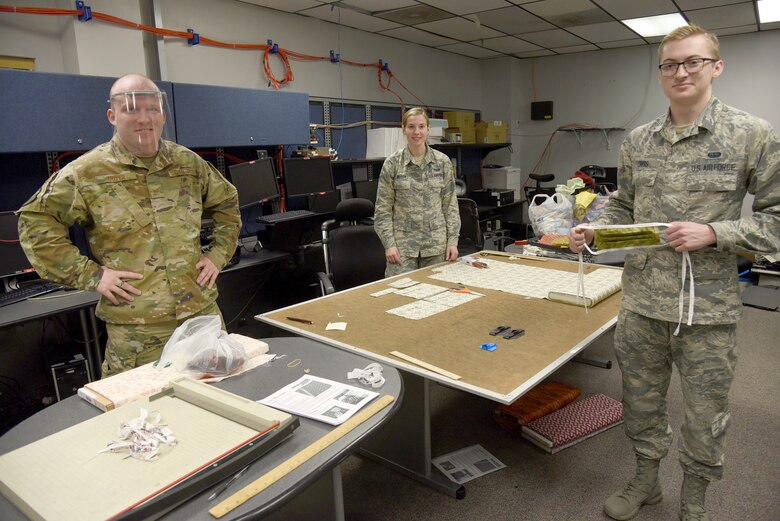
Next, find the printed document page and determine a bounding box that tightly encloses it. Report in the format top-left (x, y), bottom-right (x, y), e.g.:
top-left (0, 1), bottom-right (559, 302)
top-left (259, 375), bottom-right (378, 425)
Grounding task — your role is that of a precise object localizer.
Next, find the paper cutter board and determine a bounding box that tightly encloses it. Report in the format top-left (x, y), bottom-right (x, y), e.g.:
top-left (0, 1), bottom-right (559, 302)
top-left (0, 377), bottom-right (296, 521)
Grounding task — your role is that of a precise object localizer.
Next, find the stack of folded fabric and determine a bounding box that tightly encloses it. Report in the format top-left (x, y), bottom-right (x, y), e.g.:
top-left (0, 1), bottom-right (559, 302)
top-left (520, 393), bottom-right (623, 454)
top-left (493, 381), bottom-right (581, 431)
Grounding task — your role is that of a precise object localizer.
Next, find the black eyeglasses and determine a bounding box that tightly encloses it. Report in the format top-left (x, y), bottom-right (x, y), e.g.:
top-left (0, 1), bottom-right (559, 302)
top-left (658, 58), bottom-right (717, 76)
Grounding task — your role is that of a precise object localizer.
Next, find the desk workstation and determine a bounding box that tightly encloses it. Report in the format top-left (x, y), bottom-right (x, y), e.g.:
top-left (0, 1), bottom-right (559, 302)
top-left (257, 253), bottom-right (622, 497)
top-left (0, 337), bottom-right (403, 521)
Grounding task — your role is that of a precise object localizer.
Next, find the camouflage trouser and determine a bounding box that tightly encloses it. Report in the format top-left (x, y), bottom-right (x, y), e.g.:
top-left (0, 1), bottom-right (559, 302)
top-left (385, 253), bottom-right (445, 277)
top-left (101, 301), bottom-right (225, 377)
top-left (614, 308), bottom-right (737, 481)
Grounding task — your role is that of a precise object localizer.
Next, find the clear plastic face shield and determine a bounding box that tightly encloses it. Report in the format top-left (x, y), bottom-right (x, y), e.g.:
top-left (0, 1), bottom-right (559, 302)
top-left (107, 90), bottom-right (174, 157)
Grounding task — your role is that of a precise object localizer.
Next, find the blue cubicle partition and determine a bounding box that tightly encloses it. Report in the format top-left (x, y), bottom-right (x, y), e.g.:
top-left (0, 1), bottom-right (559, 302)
top-left (171, 82), bottom-right (309, 148)
top-left (1, 70), bottom-right (116, 153)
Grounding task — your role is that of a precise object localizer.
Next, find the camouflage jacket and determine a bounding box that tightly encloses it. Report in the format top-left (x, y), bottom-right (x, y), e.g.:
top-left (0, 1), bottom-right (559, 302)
top-left (374, 146), bottom-right (460, 257)
top-left (17, 136), bottom-right (240, 325)
top-left (598, 97), bottom-right (780, 324)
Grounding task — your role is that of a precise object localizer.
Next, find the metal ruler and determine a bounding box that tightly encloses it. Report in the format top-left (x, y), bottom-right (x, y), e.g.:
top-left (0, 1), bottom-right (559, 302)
top-left (209, 394), bottom-right (395, 518)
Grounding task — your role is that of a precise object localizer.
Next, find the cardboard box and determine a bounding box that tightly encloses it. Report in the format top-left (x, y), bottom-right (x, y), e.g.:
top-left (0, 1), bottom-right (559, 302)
top-left (444, 111), bottom-right (475, 129)
top-left (459, 127), bottom-right (476, 144)
top-left (476, 120), bottom-right (509, 144)
top-left (366, 127), bottom-right (405, 158)
top-left (483, 166), bottom-right (522, 201)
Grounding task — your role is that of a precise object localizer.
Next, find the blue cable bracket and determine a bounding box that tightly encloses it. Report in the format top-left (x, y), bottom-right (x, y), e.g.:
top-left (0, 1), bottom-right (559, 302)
top-left (187, 28), bottom-right (200, 45)
top-left (329, 51), bottom-right (340, 63)
top-left (75, 1), bottom-right (92, 22)
top-left (267, 40), bottom-right (279, 54)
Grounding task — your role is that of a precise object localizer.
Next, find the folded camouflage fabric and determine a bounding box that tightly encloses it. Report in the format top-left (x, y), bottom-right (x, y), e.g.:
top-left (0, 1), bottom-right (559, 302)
top-left (593, 226), bottom-right (662, 250)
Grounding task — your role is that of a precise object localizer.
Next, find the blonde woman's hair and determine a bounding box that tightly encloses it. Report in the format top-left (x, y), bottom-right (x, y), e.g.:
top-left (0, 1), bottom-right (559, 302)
top-left (659, 24), bottom-right (721, 60)
top-left (402, 107), bottom-right (429, 127)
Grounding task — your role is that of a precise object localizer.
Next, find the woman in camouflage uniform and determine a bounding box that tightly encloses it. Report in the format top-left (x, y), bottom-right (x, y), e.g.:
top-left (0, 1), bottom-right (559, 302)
top-left (374, 108), bottom-right (460, 277)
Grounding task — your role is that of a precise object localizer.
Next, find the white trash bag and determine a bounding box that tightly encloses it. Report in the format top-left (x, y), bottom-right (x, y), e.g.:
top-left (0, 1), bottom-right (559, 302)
top-left (157, 315), bottom-right (247, 377)
top-left (527, 193), bottom-right (574, 236)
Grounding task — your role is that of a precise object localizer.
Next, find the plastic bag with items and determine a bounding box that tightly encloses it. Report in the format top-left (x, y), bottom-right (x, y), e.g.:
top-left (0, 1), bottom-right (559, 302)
top-left (157, 315), bottom-right (247, 377)
top-left (528, 193), bottom-right (574, 236)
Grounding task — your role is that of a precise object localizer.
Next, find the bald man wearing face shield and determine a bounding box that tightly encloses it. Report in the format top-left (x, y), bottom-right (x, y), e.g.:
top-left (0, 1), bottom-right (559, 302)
top-left (17, 73), bottom-right (241, 377)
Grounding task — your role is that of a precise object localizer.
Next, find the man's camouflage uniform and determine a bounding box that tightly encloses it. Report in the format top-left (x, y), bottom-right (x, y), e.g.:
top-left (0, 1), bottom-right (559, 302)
top-left (374, 146), bottom-right (460, 277)
top-left (17, 135), bottom-right (240, 375)
top-left (596, 97), bottom-right (780, 481)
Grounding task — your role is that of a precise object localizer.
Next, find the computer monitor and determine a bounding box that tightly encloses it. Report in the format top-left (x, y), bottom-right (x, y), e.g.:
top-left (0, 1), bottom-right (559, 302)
top-left (228, 158), bottom-right (280, 209)
top-left (0, 211), bottom-right (35, 280)
top-left (283, 157), bottom-right (335, 198)
top-left (352, 178), bottom-right (379, 203)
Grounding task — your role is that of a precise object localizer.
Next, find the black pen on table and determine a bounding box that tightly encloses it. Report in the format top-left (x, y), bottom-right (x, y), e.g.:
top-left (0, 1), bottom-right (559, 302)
top-left (208, 464), bottom-right (251, 501)
top-left (286, 316), bottom-right (313, 325)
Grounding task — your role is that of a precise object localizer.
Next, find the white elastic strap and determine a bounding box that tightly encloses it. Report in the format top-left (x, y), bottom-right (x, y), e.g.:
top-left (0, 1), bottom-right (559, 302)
top-left (347, 363), bottom-right (385, 388)
top-left (576, 251), bottom-right (588, 313)
top-left (674, 251), bottom-right (695, 336)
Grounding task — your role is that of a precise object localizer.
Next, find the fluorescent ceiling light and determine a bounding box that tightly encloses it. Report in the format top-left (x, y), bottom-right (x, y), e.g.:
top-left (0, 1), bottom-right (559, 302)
top-left (758, 0), bottom-right (780, 23)
top-left (622, 13), bottom-right (688, 37)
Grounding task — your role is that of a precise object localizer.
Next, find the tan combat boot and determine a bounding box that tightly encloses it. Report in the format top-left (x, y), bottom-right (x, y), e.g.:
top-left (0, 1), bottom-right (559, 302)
top-left (679, 473), bottom-right (709, 521)
top-left (604, 456), bottom-right (663, 520)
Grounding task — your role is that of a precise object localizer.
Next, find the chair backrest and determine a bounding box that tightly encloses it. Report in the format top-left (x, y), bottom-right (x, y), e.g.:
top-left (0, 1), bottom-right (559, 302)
top-left (324, 198), bottom-right (386, 292)
top-left (457, 198), bottom-right (484, 255)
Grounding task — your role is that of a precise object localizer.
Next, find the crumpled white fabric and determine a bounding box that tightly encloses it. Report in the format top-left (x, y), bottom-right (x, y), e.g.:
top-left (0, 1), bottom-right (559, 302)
top-left (347, 363), bottom-right (385, 388)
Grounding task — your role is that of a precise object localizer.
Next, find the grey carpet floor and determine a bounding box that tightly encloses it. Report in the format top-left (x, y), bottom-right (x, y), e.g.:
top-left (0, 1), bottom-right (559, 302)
top-left (341, 306), bottom-right (780, 520)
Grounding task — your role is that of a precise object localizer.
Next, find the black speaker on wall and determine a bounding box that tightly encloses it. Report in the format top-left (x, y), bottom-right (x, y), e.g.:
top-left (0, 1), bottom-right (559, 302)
top-left (531, 101), bottom-right (554, 121)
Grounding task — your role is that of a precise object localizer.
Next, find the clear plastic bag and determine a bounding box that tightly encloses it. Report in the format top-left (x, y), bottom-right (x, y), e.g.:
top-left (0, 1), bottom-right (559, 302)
top-left (528, 193), bottom-right (574, 236)
top-left (157, 315), bottom-right (247, 377)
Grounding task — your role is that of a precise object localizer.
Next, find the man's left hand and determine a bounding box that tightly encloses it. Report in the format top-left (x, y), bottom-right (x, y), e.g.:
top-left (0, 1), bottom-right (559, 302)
top-left (445, 245), bottom-right (459, 261)
top-left (665, 221), bottom-right (717, 252)
top-left (196, 256), bottom-right (220, 288)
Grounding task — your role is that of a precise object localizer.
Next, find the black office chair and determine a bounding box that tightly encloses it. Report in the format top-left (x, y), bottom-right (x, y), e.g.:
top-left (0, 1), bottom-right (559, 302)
top-left (316, 198), bottom-right (386, 295)
top-left (457, 198), bottom-right (484, 256)
top-left (523, 173), bottom-right (556, 203)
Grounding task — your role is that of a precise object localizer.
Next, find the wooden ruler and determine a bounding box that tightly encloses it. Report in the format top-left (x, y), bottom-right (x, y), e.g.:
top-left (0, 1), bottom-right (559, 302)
top-left (209, 394), bottom-right (395, 518)
top-left (390, 350), bottom-right (461, 380)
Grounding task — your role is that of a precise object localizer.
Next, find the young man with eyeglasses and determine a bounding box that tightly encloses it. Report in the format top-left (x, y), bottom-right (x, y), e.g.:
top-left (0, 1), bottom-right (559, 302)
top-left (569, 25), bottom-right (779, 521)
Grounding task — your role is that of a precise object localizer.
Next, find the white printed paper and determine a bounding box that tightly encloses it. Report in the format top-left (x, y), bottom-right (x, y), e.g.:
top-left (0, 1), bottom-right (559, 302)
top-left (258, 375), bottom-right (379, 425)
top-left (432, 444), bottom-right (506, 484)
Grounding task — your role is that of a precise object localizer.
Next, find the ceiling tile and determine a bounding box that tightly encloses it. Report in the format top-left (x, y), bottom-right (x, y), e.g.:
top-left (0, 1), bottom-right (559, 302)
top-left (436, 42), bottom-right (504, 58)
top-left (379, 26), bottom-right (459, 47)
top-left (474, 6), bottom-right (556, 34)
top-left (685, 4), bottom-right (758, 29)
top-left (517, 28), bottom-right (589, 47)
top-left (597, 38), bottom-right (648, 48)
top-left (676, 0), bottom-right (746, 8)
top-left (336, 0), bottom-right (417, 13)
top-left (479, 35), bottom-right (544, 53)
top-left (414, 17), bottom-right (505, 41)
top-left (512, 49), bottom-right (557, 58)
top-left (301, 4), bottom-right (402, 31)
top-left (375, 4), bottom-right (454, 25)
top-left (713, 24), bottom-right (759, 35)
top-left (237, 0), bottom-right (323, 12)
top-left (521, 0), bottom-right (614, 27)
top-left (568, 21), bottom-right (640, 42)
top-left (422, 0), bottom-right (514, 16)
top-left (552, 43), bottom-right (601, 54)
top-left (591, 0), bottom-right (679, 20)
